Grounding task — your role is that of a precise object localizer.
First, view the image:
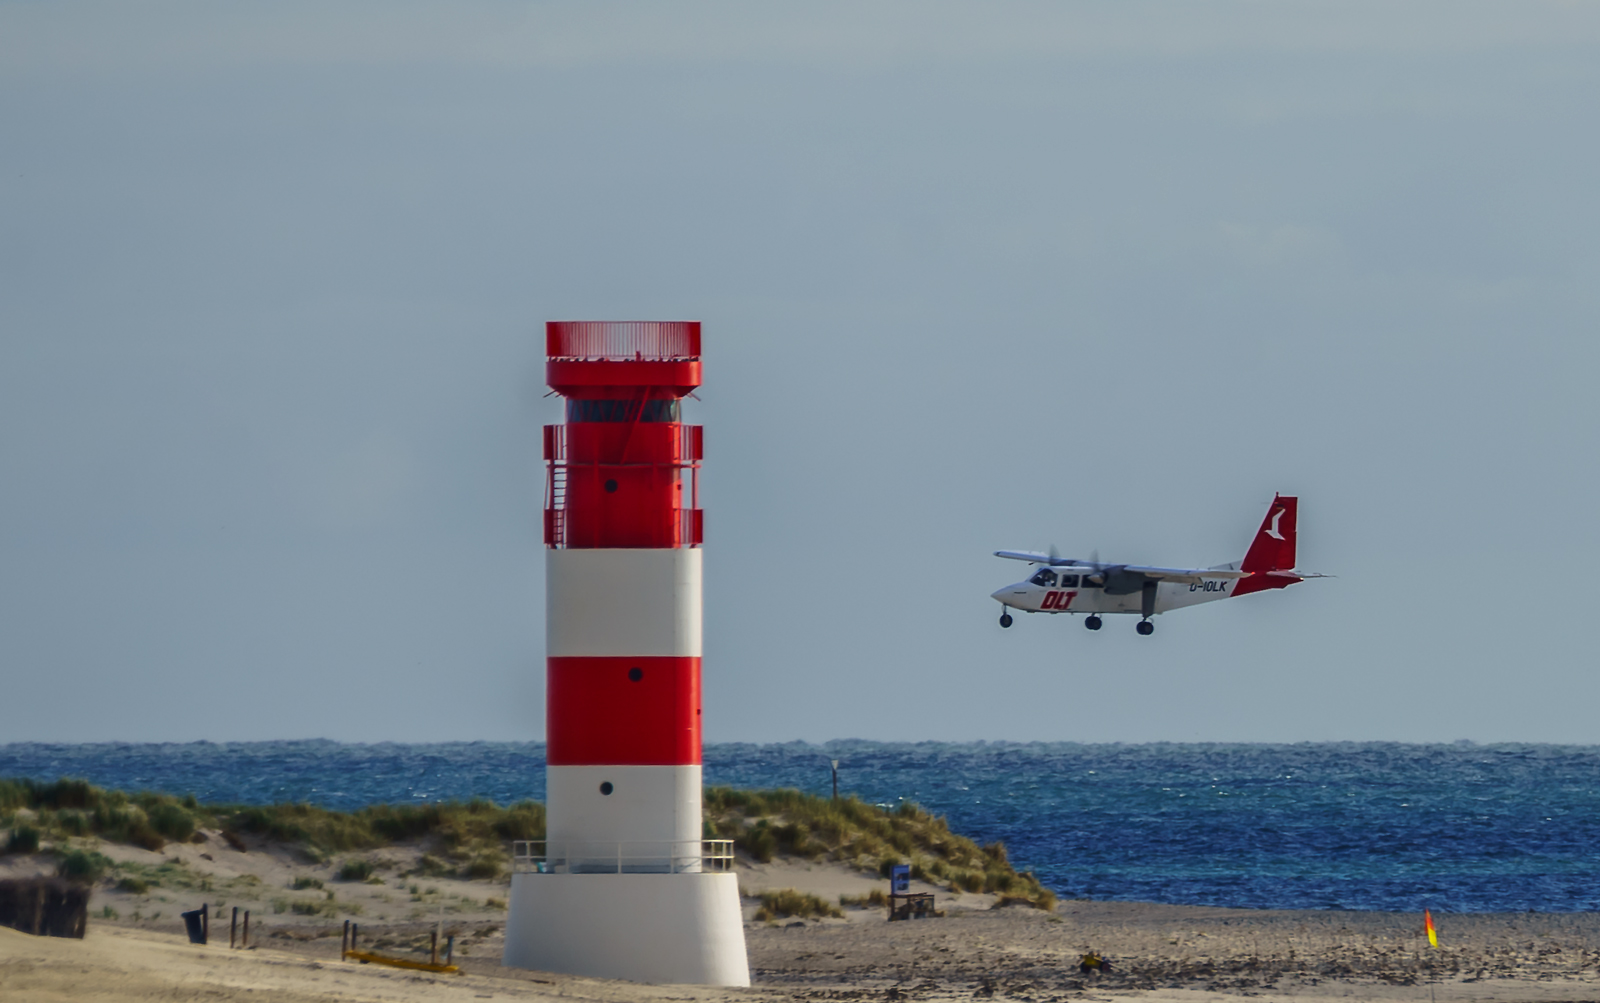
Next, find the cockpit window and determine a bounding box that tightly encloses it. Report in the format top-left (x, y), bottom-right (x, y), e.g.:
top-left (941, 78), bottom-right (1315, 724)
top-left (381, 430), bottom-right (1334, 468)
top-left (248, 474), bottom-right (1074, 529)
top-left (1029, 569), bottom-right (1058, 587)
top-left (1058, 574), bottom-right (1079, 587)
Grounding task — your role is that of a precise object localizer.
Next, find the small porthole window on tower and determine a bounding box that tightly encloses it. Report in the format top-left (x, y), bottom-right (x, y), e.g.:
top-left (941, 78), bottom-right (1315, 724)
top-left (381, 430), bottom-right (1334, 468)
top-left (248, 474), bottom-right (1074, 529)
top-left (604, 479), bottom-right (618, 493)
top-left (628, 667), bottom-right (643, 681)
top-left (599, 782), bottom-right (614, 796)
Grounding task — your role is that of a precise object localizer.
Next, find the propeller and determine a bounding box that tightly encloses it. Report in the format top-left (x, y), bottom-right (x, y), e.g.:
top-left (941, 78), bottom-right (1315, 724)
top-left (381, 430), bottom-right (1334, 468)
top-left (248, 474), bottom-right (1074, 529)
top-left (1046, 544), bottom-right (1085, 568)
top-left (1084, 549), bottom-right (1104, 585)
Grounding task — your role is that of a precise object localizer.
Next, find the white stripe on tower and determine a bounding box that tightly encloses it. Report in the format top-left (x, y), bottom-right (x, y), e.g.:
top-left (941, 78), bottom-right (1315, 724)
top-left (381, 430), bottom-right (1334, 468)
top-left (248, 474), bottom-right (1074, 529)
top-left (546, 549), bottom-right (701, 657)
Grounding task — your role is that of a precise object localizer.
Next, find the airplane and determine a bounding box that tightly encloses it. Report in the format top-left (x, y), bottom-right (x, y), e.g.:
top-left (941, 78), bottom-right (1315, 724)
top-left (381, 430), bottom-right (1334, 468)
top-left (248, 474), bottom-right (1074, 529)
top-left (990, 494), bottom-right (1318, 635)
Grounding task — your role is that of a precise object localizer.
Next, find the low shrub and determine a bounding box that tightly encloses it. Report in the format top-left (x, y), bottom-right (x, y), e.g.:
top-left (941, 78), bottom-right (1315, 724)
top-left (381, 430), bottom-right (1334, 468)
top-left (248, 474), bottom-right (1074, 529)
top-left (0, 779), bottom-right (29, 812)
top-left (290, 898), bottom-right (334, 917)
top-left (146, 803), bottom-right (195, 843)
top-left (291, 875), bottom-right (324, 890)
top-left (92, 804), bottom-right (164, 851)
top-left (840, 888), bottom-right (888, 907)
top-left (743, 824), bottom-right (777, 863)
top-left (464, 856), bottom-right (502, 880)
top-left (753, 888), bottom-right (842, 922)
top-left (6, 826), bottom-right (41, 854)
top-left (57, 848), bottom-right (112, 884)
top-left (117, 876), bottom-right (151, 894)
top-left (56, 811), bottom-right (91, 837)
top-left (30, 779), bottom-right (98, 810)
top-left (336, 859), bottom-right (373, 882)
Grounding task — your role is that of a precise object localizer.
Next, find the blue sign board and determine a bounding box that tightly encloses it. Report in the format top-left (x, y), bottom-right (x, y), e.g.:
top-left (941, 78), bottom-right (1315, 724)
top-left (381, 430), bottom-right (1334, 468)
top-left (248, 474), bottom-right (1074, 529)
top-left (890, 864), bottom-right (911, 894)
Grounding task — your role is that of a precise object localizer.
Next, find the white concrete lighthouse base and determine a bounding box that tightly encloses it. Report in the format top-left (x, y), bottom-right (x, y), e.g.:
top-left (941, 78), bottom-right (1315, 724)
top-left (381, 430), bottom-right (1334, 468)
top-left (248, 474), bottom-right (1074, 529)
top-left (502, 871), bottom-right (749, 986)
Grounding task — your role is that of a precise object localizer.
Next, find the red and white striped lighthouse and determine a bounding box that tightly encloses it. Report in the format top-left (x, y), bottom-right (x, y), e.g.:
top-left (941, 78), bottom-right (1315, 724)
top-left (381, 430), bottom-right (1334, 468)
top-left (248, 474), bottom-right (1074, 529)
top-left (503, 322), bottom-right (749, 986)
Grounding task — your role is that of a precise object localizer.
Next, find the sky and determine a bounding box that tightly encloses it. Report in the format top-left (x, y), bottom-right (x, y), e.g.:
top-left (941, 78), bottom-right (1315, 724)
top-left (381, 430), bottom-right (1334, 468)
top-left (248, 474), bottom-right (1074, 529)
top-left (2, 1), bottom-right (1598, 745)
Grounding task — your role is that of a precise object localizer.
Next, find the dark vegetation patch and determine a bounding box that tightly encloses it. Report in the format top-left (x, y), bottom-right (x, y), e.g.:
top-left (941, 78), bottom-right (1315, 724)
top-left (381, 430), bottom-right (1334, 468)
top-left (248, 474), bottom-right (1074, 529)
top-left (754, 888), bottom-right (844, 921)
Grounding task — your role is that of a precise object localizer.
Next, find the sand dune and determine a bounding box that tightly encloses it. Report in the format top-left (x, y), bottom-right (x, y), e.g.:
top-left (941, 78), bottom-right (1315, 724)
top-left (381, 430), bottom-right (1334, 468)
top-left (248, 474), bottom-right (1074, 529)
top-left (9, 846), bottom-right (1600, 1002)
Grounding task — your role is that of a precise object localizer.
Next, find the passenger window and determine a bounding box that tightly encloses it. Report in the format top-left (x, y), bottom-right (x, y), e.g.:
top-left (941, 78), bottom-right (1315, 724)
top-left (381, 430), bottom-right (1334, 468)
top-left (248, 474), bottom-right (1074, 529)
top-left (1059, 575), bottom-right (1079, 587)
top-left (1029, 569), bottom-right (1058, 587)
top-left (1080, 573), bottom-right (1102, 588)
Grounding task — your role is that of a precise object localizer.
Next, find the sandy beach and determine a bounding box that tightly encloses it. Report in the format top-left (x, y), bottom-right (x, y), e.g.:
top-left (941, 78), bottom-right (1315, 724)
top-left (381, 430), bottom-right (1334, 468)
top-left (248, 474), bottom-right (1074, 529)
top-left (7, 835), bottom-right (1600, 1003)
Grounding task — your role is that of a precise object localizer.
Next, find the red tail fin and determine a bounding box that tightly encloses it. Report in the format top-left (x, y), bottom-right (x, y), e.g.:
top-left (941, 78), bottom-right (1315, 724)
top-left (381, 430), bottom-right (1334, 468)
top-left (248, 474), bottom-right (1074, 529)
top-left (1241, 495), bottom-right (1296, 572)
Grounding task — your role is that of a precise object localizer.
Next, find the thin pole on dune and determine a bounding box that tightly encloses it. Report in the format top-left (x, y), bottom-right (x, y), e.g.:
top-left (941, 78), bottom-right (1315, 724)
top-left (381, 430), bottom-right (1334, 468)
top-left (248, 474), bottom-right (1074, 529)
top-left (831, 761), bottom-right (840, 801)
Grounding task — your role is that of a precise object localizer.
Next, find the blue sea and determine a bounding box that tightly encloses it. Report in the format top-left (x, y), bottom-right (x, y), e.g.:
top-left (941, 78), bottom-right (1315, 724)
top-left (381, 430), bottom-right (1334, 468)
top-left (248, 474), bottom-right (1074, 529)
top-left (3, 740), bottom-right (1598, 915)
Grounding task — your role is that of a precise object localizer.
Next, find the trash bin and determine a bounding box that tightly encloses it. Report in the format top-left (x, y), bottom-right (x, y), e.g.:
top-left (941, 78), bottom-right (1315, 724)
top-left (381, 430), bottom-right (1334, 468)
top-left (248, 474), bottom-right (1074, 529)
top-left (181, 908), bottom-right (207, 944)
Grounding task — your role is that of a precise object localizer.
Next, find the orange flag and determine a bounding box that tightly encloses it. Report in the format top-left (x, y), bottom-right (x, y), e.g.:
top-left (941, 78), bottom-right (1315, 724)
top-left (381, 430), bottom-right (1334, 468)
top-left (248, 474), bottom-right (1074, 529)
top-left (1424, 908), bottom-right (1438, 948)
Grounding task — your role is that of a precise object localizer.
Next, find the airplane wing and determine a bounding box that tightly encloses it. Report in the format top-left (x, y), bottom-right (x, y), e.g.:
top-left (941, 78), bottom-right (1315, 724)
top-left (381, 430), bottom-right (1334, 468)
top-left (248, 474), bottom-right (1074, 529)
top-left (995, 551), bottom-right (1250, 581)
top-left (995, 550), bottom-right (1052, 564)
top-left (1121, 565), bottom-right (1250, 583)
top-left (993, 550), bottom-right (1085, 565)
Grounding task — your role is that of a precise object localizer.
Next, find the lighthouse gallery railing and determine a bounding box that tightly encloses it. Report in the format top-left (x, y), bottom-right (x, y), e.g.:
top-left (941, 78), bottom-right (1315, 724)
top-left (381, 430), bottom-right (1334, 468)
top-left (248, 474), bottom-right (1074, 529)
top-left (511, 840), bottom-right (735, 875)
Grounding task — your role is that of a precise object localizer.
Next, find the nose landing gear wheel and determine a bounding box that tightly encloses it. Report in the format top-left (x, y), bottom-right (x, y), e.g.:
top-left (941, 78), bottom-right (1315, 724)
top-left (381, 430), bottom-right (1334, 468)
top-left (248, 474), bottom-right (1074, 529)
top-left (999, 613), bottom-right (1013, 628)
top-left (1136, 620), bottom-right (1154, 635)
top-left (1084, 615), bottom-right (1102, 631)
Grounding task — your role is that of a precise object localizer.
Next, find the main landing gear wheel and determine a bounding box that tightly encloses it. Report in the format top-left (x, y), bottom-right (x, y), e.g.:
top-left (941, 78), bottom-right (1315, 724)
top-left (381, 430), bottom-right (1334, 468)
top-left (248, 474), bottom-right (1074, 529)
top-left (1136, 620), bottom-right (1154, 636)
top-left (1084, 615), bottom-right (1102, 631)
top-left (999, 613), bottom-right (1013, 628)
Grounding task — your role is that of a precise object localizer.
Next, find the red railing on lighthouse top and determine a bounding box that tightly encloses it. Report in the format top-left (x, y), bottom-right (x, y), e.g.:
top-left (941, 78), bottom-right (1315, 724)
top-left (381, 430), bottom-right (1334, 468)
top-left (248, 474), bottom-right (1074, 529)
top-left (546, 322), bottom-right (702, 399)
top-left (547, 322), bottom-right (700, 362)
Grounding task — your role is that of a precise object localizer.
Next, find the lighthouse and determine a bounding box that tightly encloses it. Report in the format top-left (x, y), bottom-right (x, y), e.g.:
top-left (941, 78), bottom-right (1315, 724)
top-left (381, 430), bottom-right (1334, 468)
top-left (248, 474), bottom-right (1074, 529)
top-left (503, 321), bottom-right (749, 986)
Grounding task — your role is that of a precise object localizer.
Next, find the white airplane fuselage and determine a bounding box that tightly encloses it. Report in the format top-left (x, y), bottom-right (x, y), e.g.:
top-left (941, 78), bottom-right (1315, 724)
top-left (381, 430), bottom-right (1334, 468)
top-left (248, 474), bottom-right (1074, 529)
top-left (990, 570), bottom-right (1236, 617)
top-left (990, 495), bottom-right (1312, 634)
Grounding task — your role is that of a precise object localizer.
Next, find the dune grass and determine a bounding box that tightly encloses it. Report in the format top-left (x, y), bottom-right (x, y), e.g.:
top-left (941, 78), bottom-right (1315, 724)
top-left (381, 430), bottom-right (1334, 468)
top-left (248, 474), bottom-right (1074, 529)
top-left (4, 777), bottom-right (1056, 909)
top-left (705, 787), bottom-right (1056, 910)
top-left (753, 888), bottom-right (843, 921)
top-left (1, 777), bottom-right (545, 877)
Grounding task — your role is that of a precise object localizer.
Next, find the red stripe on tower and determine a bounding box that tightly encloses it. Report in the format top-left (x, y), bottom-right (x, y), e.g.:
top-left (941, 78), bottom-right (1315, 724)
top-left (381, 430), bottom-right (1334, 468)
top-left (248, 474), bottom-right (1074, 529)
top-left (546, 656), bottom-right (702, 765)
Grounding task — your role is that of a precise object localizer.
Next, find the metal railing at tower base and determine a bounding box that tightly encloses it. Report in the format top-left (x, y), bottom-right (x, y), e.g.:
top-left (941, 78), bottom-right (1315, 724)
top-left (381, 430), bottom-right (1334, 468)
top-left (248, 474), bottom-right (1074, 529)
top-left (511, 840), bottom-right (734, 875)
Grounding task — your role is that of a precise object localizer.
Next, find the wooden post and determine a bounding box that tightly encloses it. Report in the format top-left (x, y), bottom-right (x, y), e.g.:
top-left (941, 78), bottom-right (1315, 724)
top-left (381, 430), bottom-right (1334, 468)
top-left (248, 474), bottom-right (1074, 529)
top-left (350, 922), bottom-right (357, 953)
top-left (342, 919), bottom-right (350, 957)
top-left (431, 929), bottom-right (439, 965)
top-left (230, 907), bottom-right (238, 949)
top-left (831, 760), bottom-right (839, 801)
top-left (446, 935), bottom-right (454, 965)
top-left (242, 910), bottom-right (249, 948)
top-left (201, 903), bottom-right (209, 944)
